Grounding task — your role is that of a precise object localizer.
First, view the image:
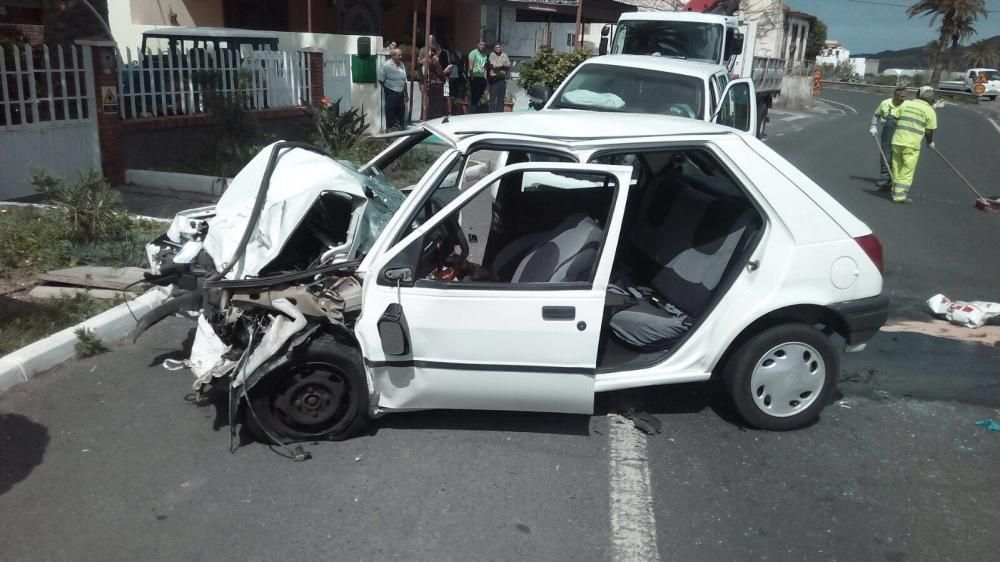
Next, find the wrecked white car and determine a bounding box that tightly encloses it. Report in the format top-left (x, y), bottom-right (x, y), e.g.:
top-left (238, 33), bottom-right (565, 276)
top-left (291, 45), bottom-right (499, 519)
top-left (139, 112), bottom-right (888, 443)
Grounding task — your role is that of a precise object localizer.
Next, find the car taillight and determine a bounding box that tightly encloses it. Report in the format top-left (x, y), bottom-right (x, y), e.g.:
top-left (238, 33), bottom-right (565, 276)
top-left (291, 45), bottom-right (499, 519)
top-left (732, 73), bottom-right (740, 80)
top-left (854, 234), bottom-right (883, 274)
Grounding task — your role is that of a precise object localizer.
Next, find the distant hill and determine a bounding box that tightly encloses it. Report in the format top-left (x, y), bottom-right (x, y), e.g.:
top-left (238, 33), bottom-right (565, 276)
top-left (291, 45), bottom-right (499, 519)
top-left (857, 35), bottom-right (1000, 72)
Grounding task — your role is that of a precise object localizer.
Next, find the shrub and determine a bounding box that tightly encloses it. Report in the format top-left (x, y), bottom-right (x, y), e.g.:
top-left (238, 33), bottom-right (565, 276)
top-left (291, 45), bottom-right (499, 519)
top-left (31, 169), bottom-right (127, 241)
top-left (74, 327), bottom-right (110, 358)
top-left (516, 48), bottom-right (591, 90)
top-left (309, 97), bottom-right (369, 157)
top-left (193, 69), bottom-right (257, 177)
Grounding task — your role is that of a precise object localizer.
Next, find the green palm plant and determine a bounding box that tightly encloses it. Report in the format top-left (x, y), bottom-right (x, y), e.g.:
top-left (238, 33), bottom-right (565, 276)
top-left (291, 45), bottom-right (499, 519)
top-left (963, 39), bottom-right (1000, 68)
top-left (907, 0), bottom-right (988, 82)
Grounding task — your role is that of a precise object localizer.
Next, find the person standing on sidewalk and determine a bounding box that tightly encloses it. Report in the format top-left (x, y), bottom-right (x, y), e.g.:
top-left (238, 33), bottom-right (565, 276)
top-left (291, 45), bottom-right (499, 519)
top-left (380, 48), bottom-right (408, 129)
top-left (487, 42), bottom-right (511, 113)
top-left (468, 41), bottom-right (488, 113)
top-left (869, 87), bottom-right (907, 190)
top-left (890, 85), bottom-right (938, 204)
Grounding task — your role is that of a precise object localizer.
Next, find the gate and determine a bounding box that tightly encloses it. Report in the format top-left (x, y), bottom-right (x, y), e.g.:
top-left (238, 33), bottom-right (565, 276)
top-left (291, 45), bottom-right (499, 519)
top-left (322, 53), bottom-right (351, 114)
top-left (0, 44), bottom-right (100, 200)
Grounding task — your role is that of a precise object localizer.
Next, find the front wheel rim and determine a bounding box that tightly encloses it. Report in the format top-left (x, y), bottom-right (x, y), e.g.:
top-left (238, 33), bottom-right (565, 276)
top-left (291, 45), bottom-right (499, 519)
top-left (267, 361), bottom-right (356, 437)
top-left (749, 342), bottom-right (826, 418)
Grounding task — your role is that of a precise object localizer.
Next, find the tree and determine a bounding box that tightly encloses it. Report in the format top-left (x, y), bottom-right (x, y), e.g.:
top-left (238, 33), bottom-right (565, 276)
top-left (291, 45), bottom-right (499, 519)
top-left (805, 19), bottom-right (828, 60)
top-left (907, 0), bottom-right (988, 83)
top-left (963, 39), bottom-right (1000, 68)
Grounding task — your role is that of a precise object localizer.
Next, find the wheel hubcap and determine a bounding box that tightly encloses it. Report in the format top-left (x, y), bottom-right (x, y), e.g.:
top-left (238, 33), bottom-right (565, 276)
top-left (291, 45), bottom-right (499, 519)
top-left (750, 342), bottom-right (826, 418)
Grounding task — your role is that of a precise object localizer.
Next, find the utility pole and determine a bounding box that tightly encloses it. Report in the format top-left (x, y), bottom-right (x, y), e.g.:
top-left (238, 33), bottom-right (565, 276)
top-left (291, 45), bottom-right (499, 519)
top-left (574, 0), bottom-right (584, 50)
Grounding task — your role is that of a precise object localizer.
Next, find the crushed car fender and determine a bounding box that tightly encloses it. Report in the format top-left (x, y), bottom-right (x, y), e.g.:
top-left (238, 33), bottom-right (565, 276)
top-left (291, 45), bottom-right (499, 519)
top-left (232, 297), bottom-right (308, 388)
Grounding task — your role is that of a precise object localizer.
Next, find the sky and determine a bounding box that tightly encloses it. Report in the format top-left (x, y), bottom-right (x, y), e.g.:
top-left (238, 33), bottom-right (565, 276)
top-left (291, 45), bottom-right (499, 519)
top-left (784, 0), bottom-right (1000, 54)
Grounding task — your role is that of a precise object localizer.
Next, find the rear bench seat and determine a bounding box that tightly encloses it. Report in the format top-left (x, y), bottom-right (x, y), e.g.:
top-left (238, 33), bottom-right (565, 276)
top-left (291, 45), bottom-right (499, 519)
top-left (609, 167), bottom-right (758, 352)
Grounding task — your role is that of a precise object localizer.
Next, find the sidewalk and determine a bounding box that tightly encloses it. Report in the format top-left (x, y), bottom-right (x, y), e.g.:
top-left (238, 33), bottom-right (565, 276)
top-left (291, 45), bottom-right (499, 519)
top-left (119, 184), bottom-right (218, 219)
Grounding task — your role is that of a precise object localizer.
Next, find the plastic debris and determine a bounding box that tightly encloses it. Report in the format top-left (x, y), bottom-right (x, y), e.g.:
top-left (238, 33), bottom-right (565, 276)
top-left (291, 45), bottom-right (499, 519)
top-left (622, 408), bottom-right (662, 435)
top-left (975, 419), bottom-right (1000, 432)
top-left (928, 294), bottom-right (1000, 329)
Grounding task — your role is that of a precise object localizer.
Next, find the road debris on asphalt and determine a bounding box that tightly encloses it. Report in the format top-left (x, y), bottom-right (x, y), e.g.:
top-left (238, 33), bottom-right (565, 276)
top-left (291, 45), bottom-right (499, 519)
top-left (621, 409), bottom-right (662, 435)
top-left (928, 294), bottom-right (1000, 328)
top-left (975, 419), bottom-right (1000, 432)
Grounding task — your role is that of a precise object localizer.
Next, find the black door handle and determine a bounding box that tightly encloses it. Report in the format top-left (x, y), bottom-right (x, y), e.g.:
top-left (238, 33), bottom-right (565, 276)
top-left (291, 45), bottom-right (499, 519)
top-left (542, 306), bottom-right (575, 321)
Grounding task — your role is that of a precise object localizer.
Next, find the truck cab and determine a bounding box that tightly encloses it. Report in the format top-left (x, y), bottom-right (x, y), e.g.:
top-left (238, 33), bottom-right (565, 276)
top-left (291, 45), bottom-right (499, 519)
top-left (608, 11), bottom-right (743, 65)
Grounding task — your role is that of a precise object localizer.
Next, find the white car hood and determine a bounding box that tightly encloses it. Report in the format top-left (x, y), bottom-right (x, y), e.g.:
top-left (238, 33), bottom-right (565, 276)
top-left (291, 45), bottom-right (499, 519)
top-left (203, 142), bottom-right (370, 279)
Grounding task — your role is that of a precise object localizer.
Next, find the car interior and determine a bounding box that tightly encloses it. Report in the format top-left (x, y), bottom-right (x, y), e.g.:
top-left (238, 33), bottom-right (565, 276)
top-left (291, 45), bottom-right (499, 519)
top-left (389, 147), bottom-right (763, 371)
top-left (593, 148), bottom-right (764, 371)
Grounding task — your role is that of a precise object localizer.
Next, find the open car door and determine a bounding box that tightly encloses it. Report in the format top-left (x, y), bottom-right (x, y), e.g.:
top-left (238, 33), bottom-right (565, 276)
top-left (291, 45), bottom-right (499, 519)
top-left (713, 77), bottom-right (757, 134)
top-left (356, 162), bottom-right (634, 414)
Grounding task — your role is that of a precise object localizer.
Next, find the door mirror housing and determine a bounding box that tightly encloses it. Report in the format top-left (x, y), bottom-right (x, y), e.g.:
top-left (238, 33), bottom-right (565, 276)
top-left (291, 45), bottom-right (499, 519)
top-left (713, 78), bottom-right (757, 134)
top-left (725, 29), bottom-right (745, 59)
top-left (527, 84), bottom-right (552, 110)
top-left (599, 24), bottom-right (611, 56)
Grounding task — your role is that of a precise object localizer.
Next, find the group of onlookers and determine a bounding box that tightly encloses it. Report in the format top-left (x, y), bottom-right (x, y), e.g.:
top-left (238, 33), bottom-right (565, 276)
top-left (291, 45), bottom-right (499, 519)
top-left (379, 38), bottom-right (513, 129)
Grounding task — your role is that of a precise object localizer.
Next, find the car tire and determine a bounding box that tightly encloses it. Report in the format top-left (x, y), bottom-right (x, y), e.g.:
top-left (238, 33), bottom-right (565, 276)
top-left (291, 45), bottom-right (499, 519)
top-left (245, 335), bottom-right (369, 443)
top-left (723, 323), bottom-right (838, 431)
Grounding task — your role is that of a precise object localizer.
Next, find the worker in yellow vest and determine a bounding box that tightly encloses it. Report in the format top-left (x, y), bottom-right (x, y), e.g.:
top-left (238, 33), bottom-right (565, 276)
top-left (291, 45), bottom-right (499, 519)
top-left (869, 87), bottom-right (907, 190)
top-left (890, 85), bottom-right (938, 204)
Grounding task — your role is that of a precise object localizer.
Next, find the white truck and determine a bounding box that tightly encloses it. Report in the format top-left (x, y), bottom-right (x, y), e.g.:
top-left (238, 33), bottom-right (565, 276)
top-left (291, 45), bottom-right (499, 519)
top-left (938, 68), bottom-right (999, 100)
top-left (601, 10), bottom-right (785, 136)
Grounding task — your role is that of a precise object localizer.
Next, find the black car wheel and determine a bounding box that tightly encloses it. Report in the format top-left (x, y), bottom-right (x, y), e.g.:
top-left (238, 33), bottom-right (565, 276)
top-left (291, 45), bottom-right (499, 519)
top-left (246, 335), bottom-right (369, 442)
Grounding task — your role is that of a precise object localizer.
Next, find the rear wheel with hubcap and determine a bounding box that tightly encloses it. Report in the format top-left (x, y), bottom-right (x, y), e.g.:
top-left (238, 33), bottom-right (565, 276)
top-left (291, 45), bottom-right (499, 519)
top-left (246, 335), bottom-right (369, 442)
top-left (723, 323), bottom-right (837, 431)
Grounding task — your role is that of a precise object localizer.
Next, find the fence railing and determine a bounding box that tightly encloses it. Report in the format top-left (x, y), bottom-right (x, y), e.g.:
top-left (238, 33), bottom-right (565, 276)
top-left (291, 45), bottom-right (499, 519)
top-left (116, 46), bottom-right (311, 119)
top-left (0, 44), bottom-right (94, 128)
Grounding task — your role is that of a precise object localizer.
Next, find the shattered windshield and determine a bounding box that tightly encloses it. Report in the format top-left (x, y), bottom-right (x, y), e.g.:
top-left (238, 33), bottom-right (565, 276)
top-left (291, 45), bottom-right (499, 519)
top-left (552, 64), bottom-right (704, 119)
top-left (355, 132), bottom-right (451, 252)
top-left (612, 21), bottom-right (724, 63)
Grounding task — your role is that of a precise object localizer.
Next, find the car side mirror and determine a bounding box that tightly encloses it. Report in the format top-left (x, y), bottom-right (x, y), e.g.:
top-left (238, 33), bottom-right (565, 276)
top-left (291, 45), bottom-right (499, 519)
top-left (527, 84), bottom-right (552, 110)
top-left (599, 24), bottom-right (611, 56)
top-left (725, 30), bottom-right (744, 59)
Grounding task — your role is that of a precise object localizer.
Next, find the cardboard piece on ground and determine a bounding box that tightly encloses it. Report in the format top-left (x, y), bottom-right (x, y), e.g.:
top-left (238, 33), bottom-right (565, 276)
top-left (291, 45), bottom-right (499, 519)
top-left (37, 266), bottom-right (148, 291)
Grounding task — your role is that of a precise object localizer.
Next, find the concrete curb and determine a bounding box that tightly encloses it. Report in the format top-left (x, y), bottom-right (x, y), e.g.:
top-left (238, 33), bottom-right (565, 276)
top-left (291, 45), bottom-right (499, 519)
top-left (126, 169), bottom-right (232, 196)
top-left (0, 287), bottom-right (170, 395)
top-left (0, 201), bottom-right (171, 224)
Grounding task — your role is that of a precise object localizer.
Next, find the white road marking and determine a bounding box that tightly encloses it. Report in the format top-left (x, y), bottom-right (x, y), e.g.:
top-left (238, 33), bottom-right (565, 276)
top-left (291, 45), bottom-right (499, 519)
top-left (779, 113), bottom-right (808, 122)
top-left (608, 415), bottom-right (660, 562)
top-left (988, 118), bottom-right (1000, 135)
top-left (816, 97), bottom-right (858, 114)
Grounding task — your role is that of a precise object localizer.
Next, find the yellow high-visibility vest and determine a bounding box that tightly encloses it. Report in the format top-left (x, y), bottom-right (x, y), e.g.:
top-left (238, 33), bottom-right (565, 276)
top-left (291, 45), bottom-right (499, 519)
top-left (891, 99), bottom-right (937, 149)
top-left (874, 98), bottom-right (904, 122)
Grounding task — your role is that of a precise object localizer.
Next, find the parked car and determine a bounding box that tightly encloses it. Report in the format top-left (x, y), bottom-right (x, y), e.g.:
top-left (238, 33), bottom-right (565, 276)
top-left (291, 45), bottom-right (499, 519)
top-left (938, 68), bottom-right (999, 100)
top-left (528, 55), bottom-right (758, 136)
top-left (140, 111), bottom-right (887, 442)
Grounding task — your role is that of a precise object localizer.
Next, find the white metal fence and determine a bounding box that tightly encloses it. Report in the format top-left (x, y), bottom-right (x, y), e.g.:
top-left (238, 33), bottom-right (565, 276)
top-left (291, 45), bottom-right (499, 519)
top-left (0, 43), bottom-right (100, 199)
top-left (0, 44), bottom-right (94, 126)
top-left (116, 46), bottom-right (312, 119)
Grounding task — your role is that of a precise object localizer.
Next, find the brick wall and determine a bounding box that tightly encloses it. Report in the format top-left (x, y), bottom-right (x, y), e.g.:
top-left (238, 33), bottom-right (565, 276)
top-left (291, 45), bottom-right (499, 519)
top-left (120, 111), bottom-right (312, 171)
top-left (43, 0), bottom-right (109, 45)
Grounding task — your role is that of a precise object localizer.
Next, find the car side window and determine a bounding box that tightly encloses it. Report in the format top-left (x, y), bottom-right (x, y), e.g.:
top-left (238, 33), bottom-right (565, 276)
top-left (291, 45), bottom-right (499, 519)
top-left (388, 168), bottom-right (618, 288)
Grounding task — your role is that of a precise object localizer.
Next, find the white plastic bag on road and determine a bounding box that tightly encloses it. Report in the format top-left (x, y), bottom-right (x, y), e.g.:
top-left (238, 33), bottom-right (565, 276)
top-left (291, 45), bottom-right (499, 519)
top-left (927, 294), bottom-right (1000, 328)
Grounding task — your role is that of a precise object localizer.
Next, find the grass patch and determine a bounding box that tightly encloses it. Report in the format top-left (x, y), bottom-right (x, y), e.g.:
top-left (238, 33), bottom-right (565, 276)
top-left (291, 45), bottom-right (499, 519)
top-left (0, 293), bottom-right (115, 356)
top-left (0, 210), bottom-right (163, 277)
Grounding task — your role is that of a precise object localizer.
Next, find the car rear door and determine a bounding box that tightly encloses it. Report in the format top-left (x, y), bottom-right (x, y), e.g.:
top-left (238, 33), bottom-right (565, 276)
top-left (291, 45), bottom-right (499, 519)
top-left (355, 162), bottom-right (633, 414)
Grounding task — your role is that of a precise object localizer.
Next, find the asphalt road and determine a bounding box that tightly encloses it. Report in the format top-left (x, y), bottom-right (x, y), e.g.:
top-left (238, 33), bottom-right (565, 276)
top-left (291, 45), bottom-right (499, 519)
top-left (2, 94), bottom-right (999, 562)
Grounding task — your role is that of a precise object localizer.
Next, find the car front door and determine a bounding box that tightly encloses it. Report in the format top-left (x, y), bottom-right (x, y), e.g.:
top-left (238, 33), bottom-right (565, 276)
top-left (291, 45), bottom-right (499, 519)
top-left (356, 162), bottom-right (633, 415)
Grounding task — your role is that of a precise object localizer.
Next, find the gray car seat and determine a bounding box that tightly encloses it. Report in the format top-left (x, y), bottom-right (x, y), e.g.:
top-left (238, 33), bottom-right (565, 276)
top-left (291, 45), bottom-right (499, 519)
top-left (492, 213), bottom-right (604, 283)
top-left (609, 170), bottom-right (756, 352)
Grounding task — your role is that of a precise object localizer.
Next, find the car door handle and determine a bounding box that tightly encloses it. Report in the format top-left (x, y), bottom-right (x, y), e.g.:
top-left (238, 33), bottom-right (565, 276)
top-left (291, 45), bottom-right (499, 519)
top-left (542, 306), bottom-right (575, 321)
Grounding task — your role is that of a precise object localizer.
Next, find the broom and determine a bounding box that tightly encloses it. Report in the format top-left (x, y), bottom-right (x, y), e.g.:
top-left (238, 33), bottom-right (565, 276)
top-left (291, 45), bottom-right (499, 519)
top-left (930, 147), bottom-right (1000, 212)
